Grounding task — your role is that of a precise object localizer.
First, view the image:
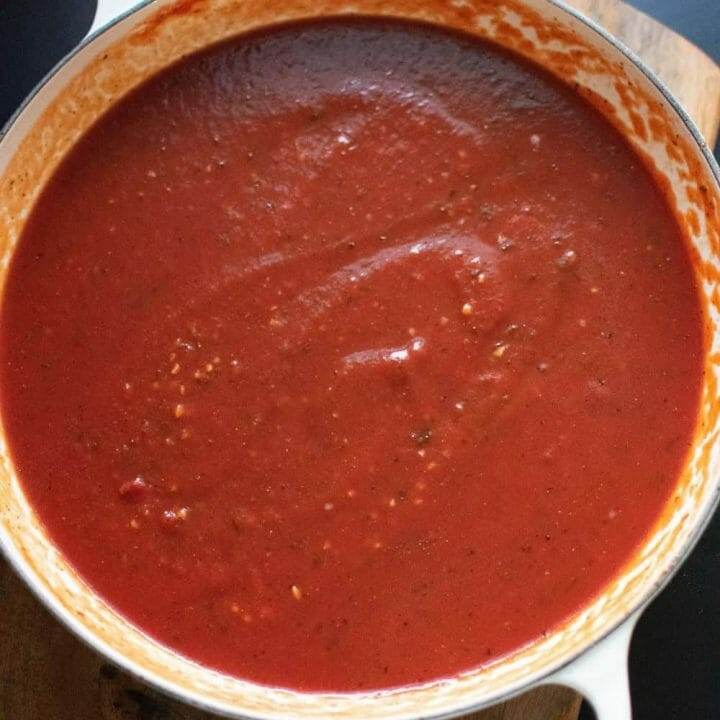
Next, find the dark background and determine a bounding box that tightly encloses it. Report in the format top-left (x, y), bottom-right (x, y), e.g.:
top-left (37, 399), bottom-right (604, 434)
top-left (0, 1), bottom-right (718, 718)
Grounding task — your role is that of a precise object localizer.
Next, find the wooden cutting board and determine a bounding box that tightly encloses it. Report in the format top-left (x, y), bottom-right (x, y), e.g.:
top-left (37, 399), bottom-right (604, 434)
top-left (1, 2), bottom-right (718, 719)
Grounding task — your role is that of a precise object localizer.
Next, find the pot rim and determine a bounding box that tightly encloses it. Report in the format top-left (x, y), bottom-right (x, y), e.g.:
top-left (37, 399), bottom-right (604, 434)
top-left (0, 1), bottom-right (719, 717)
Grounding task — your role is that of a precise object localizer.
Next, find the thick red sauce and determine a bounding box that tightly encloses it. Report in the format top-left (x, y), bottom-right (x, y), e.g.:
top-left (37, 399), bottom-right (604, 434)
top-left (0, 19), bottom-right (704, 690)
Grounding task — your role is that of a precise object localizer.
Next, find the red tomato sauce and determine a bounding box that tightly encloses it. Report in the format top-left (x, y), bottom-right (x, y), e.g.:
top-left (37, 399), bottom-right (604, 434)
top-left (0, 19), bottom-right (704, 690)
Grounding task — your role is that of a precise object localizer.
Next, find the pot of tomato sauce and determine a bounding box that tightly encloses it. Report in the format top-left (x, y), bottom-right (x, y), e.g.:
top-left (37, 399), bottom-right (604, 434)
top-left (1, 0), bottom-right (719, 718)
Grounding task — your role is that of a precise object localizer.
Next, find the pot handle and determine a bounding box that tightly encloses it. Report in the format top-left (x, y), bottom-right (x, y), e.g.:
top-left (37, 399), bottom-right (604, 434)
top-left (546, 610), bottom-right (640, 720)
top-left (88, 0), bottom-right (145, 36)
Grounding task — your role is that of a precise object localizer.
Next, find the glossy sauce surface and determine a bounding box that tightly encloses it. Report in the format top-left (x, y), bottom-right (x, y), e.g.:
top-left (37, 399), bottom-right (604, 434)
top-left (0, 19), bottom-right (704, 690)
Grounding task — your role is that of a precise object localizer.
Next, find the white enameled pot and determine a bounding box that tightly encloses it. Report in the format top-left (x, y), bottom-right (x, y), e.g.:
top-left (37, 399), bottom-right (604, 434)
top-left (1, 1), bottom-right (719, 718)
